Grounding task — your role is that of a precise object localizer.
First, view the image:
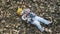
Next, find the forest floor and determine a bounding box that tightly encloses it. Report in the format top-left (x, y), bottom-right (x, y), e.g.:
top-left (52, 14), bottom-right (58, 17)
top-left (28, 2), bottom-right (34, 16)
top-left (0, 0), bottom-right (60, 34)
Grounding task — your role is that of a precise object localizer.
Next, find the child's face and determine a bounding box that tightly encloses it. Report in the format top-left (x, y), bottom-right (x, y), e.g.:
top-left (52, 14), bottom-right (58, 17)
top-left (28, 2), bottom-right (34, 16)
top-left (24, 13), bottom-right (27, 16)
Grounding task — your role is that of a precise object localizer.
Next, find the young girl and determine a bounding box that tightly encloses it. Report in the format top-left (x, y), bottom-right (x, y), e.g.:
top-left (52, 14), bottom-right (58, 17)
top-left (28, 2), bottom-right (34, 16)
top-left (17, 7), bottom-right (52, 32)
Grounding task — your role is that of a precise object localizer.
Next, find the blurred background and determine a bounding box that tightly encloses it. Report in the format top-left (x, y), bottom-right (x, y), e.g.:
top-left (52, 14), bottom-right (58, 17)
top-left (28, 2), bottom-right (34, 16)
top-left (0, 0), bottom-right (60, 34)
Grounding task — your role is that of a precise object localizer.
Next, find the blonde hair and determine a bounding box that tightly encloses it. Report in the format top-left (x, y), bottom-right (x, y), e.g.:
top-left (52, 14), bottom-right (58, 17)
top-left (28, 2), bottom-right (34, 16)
top-left (17, 6), bottom-right (22, 16)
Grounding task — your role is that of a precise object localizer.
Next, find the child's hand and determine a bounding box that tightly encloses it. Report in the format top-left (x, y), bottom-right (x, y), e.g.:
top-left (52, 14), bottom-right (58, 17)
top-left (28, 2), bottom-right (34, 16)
top-left (22, 14), bottom-right (27, 20)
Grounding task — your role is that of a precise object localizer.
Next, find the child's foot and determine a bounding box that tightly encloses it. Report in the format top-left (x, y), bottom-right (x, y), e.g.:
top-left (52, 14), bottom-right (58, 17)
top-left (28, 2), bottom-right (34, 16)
top-left (40, 27), bottom-right (45, 32)
top-left (46, 21), bottom-right (52, 25)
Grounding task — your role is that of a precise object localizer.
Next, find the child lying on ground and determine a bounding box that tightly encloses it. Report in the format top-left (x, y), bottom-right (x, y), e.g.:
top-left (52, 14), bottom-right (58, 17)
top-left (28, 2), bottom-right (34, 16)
top-left (17, 7), bottom-right (52, 32)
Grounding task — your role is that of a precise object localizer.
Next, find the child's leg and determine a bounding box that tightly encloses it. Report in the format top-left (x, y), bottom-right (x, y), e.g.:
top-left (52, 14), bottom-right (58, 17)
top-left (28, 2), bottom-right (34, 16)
top-left (36, 24), bottom-right (44, 32)
top-left (34, 16), bottom-right (51, 25)
top-left (31, 20), bottom-right (44, 32)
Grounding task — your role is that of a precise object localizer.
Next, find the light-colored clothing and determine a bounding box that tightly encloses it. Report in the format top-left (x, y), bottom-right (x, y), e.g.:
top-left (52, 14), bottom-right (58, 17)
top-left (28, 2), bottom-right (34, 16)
top-left (21, 9), bottom-right (51, 32)
top-left (26, 12), bottom-right (51, 32)
top-left (34, 16), bottom-right (51, 25)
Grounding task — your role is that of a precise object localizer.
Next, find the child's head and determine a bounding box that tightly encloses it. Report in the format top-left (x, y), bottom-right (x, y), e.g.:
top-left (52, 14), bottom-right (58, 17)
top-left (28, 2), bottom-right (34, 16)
top-left (23, 8), bottom-right (31, 14)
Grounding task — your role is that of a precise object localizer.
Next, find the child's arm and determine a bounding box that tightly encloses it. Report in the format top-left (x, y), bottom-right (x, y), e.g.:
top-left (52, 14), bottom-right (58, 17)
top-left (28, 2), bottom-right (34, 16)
top-left (21, 14), bottom-right (27, 20)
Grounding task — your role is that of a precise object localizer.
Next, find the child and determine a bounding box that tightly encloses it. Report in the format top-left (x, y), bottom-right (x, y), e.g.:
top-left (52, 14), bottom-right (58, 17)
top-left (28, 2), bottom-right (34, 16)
top-left (17, 7), bottom-right (52, 32)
